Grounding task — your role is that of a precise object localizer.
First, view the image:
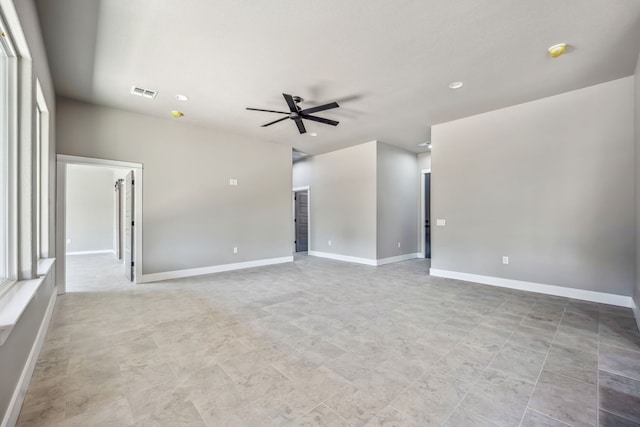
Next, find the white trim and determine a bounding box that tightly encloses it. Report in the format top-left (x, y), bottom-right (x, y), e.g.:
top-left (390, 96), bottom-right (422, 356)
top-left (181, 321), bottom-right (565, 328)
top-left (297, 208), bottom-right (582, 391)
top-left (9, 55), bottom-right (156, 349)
top-left (292, 186), bottom-right (309, 192)
top-left (66, 250), bottom-right (114, 256)
top-left (56, 155), bottom-right (144, 292)
top-left (633, 299), bottom-right (640, 332)
top-left (421, 169), bottom-right (431, 174)
top-left (309, 251), bottom-right (421, 266)
top-left (308, 251), bottom-right (377, 266)
top-left (0, 278), bottom-right (40, 345)
top-left (376, 253), bottom-right (420, 266)
top-left (1, 286), bottom-right (56, 427)
top-left (429, 268), bottom-right (634, 308)
top-left (141, 256), bottom-right (294, 283)
top-left (57, 154), bottom-right (143, 170)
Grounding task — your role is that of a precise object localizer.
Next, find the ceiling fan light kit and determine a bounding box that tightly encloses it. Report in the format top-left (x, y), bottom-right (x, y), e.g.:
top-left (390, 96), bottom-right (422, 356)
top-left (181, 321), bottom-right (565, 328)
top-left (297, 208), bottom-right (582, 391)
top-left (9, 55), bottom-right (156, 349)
top-left (247, 93), bottom-right (340, 134)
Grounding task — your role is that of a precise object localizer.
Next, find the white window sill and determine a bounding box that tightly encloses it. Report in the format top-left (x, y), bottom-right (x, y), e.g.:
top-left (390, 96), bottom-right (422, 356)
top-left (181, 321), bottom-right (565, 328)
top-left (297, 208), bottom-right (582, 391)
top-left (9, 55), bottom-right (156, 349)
top-left (0, 258), bottom-right (55, 346)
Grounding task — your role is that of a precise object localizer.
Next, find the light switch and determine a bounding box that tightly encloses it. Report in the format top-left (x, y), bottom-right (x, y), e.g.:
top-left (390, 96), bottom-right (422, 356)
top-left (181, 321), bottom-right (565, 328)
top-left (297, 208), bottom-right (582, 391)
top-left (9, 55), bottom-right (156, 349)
top-left (436, 219), bottom-right (446, 226)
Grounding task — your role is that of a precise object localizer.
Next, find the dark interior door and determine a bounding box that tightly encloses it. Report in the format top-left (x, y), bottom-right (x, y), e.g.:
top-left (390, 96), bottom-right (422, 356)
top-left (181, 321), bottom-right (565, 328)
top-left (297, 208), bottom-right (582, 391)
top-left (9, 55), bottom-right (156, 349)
top-left (295, 190), bottom-right (308, 252)
top-left (425, 173), bottom-right (431, 259)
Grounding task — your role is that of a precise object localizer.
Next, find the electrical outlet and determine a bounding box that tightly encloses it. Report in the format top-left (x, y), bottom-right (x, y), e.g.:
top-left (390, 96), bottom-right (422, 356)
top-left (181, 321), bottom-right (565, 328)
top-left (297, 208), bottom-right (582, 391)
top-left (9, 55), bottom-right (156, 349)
top-left (233, 179), bottom-right (238, 186)
top-left (229, 178), bottom-right (234, 185)
top-left (502, 256), bottom-right (509, 265)
top-left (397, 242), bottom-right (401, 248)
top-left (233, 247), bottom-right (238, 254)
top-left (328, 240), bottom-right (332, 246)
top-left (436, 219), bottom-right (446, 226)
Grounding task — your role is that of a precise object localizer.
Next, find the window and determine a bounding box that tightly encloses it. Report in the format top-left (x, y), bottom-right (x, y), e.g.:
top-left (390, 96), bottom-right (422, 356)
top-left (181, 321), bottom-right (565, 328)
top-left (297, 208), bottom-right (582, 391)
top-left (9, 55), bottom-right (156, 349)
top-left (0, 21), bottom-right (16, 295)
top-left (35, 81), bottom-right (49, 260)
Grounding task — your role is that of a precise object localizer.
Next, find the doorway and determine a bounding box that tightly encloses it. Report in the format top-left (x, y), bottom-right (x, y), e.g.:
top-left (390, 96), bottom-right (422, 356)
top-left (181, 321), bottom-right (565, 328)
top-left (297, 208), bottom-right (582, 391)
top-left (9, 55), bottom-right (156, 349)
top-left (292, 186), bottom-right (310, 253)
top-left (56, 155), bottom-right (144, 294)
top-left (423, 172), bottom-right (431, 259)
top-left (421, 170), bottom-right (431, 259)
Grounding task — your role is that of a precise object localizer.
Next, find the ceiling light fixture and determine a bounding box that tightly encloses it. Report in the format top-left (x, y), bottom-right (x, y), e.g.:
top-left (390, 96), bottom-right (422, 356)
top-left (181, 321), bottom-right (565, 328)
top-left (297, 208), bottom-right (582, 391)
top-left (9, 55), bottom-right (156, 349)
top-left (176, 94), bottom-right (189, 101)
top-left (548, 43), bottom-right (567, 58)
top-left (418, 141), bottom-right (430, 147)
top-left (171, 111), bottom-right (184, 118)
top-left (449, 81), bottom-right (463, 89)
top-left (309, 132), bottom-right (318, 137)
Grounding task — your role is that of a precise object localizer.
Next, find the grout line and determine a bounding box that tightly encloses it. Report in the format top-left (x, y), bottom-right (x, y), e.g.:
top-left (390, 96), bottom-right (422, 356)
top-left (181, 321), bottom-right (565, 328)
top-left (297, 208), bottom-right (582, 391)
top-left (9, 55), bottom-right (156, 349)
top-left (526, 408), bottom-right (572, 426)
top-left (597, 317), bottom-right (601, 427)
top-left (440, 300), bottom-right (526, 425)
top-left (517, 305), bottom-right (566, 427)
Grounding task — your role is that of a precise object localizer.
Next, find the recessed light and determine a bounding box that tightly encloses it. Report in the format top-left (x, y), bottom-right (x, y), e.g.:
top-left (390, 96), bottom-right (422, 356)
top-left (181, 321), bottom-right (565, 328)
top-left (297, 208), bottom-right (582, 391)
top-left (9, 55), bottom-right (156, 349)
top-left (449, 81), bottom-right (464, 89)
top-left (176, 94), bottom-right (189, 101)
top-left (170, 111), bottom-right (184, 118)
top-left (309, 132), bottom-right (318, 137)
top-left (418, 141), bottom-right (430, 147)
top-left (548, 43), bottom-right (567, 59)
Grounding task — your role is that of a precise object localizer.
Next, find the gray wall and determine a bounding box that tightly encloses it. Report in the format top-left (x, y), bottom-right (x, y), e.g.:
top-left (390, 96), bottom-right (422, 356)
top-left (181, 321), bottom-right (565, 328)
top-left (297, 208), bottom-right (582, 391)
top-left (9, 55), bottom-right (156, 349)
top-left (57, 99), bottom-right (293, 274)
top-left (66, 165), bottom-right (115, 253)
top-left (0, 0), bottom-right (57, 422)
top-left (300, 141), bottom-right (378, 259)
top-left (376, 142), bottom-right (418, 259)
top-left (417, 152), bottom-right (431, 170)
top-left (292, 158), bottom-right (311, 188)
top-left (432, 77), bottom-right (635, 296)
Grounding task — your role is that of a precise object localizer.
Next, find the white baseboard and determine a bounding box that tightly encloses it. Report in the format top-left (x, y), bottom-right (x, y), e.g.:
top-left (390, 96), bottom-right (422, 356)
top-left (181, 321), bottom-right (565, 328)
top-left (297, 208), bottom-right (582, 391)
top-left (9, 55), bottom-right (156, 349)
top-left (66, 250), bottom-right (114, 256)
top-left (308, 251), bottom-right (377, 266)
top-left (633, 299), bottom-right (640, 332)
top-left (2, 286), bottom-right (57, 427)
top-left (141, 256), bottom-right (294, 283)
top-left (376, 253), bottom-right (421, 266)
top-left (429, 268), bottom-right (634, 308)
top-left (308, 251), bottom-right (420, 266)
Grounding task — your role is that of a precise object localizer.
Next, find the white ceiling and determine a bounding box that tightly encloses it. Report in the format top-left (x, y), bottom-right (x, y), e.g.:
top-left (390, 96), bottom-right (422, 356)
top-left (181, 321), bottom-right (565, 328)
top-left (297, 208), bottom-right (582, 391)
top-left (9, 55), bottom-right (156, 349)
top-left (36, 0), bottom-right (640, 155)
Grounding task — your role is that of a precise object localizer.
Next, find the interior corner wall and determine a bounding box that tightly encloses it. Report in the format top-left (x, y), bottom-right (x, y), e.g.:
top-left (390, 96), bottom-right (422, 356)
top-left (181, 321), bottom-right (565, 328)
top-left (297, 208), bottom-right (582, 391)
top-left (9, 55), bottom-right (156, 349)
top-left (634, 52), bottom-right (640, 323)
top-left (65, 165), bottom-right (115, 253)
top-left (432, 77), bottom-right (635, 296)
top-left (56, 98), bottom-right (293, 275)
top-left (376, 142), bottom-right (418, 259)
top-left (307, 141), bottom-right (377, 260)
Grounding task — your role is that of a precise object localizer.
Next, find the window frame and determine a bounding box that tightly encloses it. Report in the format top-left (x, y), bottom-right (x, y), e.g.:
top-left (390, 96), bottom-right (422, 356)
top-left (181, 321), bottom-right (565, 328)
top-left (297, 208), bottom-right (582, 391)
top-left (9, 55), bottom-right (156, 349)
top-left (0, 18), bottom-right (18, 297)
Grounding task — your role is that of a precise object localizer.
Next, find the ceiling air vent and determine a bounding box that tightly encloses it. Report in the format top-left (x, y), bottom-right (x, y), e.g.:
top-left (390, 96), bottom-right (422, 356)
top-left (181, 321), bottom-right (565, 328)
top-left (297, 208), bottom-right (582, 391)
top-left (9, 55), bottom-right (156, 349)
top-left (130, 86), bottom-right (158, 99)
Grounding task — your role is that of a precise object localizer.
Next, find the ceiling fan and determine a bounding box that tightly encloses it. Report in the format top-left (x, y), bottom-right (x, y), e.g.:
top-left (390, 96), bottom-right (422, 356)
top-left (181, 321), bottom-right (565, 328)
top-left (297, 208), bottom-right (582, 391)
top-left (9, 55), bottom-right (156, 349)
top-left (246, 93), bottom-right (339, 134)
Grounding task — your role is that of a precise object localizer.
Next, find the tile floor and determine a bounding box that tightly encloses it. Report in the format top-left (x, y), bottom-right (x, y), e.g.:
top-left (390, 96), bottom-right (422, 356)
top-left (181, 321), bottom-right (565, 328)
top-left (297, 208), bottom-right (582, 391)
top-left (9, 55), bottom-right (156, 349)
top-left (15, 253), bottom-right (640, 426)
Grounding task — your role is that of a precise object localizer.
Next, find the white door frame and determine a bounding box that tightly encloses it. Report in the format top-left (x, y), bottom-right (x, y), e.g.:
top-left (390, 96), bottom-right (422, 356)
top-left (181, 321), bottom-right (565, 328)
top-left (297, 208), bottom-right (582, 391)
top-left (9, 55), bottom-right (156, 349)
top-left (419, 169), bottom-right (430, 258)
top-left (56, 155), bottom-right (144, 293)
top-left (292, 186), bottom-right (310, 254)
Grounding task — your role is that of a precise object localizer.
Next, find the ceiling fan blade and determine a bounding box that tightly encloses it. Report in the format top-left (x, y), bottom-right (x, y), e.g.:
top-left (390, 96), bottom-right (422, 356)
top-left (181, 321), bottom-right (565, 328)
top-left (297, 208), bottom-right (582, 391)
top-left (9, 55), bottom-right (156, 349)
top-left (301, 114), bottom-right (339, 126)
top-left (295, 119), bottom-right (306, 134)
top-left (299, 102), bottom-right (339, 115)
top-left (261, 116), bottom-right (289, 127)
top-left (283, 93), bottom-right (299, 112)
top-left (246, 107), bottom-right (290, 114)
